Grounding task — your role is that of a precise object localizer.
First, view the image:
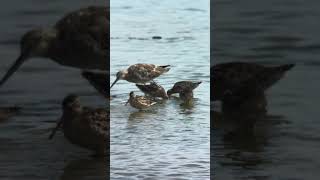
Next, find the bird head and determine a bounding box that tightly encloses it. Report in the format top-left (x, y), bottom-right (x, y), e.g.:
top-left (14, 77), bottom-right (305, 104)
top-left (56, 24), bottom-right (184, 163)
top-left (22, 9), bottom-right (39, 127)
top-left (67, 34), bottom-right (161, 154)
top-left (62, 94), bottom-right (82, 112)
top-left (48, 94), bottom-right (80, 140)
top-left (167, 88), bottom-right (176, 97)
top-left (110, 70), bottom-right (126, 88)
top-left (0, 28), bottom-right (57, 87)
top-left (129, 91), bottom-right (135, 98)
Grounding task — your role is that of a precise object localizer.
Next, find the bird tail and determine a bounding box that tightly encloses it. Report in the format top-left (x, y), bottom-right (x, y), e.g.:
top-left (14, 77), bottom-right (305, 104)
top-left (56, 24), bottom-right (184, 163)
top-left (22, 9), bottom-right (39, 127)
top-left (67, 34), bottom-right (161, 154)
top-left (260, 63), bottom-right (295, 90)
top-left (81, 71), bottom-right (93, 78)
top-left (160, 65), bottom-right (170, 68)
top-left (159, 65), bottom-right (170, 72)
top-left (278, 64), bottom-right (295, 72)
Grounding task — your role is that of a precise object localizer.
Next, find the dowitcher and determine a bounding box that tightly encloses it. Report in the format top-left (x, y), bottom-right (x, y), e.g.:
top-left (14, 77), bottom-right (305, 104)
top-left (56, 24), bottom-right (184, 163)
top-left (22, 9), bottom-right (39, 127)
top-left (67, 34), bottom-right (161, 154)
top-left (0, 6), bottom-right (109, 87)
top-left (49, 94), bottom-right (108, 156)
top-left (126, 91), bottom-right (157, 110)
top-left (0, 106), bottom-right (20, 121)
top-left (136, 82), bottom-right (168, 99)
top-left (211, 62), bottom-right (295, 103)
top-left (110, 64), bottom-right (170, 89)
top-left (167, 81), bottom-right (202, 97)
top-left (82, 71), bottom-right (109, 99)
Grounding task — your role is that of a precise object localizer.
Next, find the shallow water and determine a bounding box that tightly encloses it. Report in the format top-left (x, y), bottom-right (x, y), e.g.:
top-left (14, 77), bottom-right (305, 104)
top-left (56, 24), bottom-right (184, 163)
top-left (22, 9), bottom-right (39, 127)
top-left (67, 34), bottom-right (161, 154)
top-left (0, 1), bottom-right (107, 179)
top-left (110, 0), bottom-right (210, 179)
top-left (212, 0), bottom-right (320, 179)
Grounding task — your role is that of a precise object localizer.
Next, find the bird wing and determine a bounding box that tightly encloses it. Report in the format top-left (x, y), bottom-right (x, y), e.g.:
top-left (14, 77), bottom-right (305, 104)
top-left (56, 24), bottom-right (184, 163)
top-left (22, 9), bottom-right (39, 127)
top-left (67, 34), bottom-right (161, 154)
top-left (127, 64), bottom-right (166, 81)
top-left (136, 83), bottom-right (159, 93)
top-left (84, 107), bottom-right (109, 138)
top-left (171, 81), bottom-right (195, 92)
top-left (55, 6), bottom-right (109, 69)
top-left (211, 62), bottom-right (278, 102)
top-left (212, 62), bottom-right (264, 87)
top-left (137, 96), bottom-right (156, 105)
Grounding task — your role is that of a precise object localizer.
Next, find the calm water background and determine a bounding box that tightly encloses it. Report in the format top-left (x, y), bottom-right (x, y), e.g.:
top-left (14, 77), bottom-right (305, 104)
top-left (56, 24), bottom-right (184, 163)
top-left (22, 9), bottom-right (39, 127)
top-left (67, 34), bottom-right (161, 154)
top-left (212, 0), bottom-right (320, 179)
top-left (110, 0), bottom-right (210, 179)
top-left (0, 1), bottom-right (106, 179)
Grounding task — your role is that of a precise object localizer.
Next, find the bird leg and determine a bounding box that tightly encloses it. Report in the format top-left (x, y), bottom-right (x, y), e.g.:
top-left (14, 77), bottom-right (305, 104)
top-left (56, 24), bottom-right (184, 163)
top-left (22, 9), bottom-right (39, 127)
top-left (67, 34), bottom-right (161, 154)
top-left (48, 118), bottom-right (63, 140)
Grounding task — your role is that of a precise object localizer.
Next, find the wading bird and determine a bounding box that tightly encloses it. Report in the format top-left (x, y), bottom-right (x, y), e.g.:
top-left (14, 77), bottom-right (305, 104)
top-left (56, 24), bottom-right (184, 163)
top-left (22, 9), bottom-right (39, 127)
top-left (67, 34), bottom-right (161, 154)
top-left (49, 94), bottom-right (108, 156)
top-left (126, 91), bottom-right (157, 110)
top-left (110, 64), bottom-right (170, 89)
top-left (211, 62), bottom-right (295, 105)
top-left (0, 6), bottom-right (109, 87)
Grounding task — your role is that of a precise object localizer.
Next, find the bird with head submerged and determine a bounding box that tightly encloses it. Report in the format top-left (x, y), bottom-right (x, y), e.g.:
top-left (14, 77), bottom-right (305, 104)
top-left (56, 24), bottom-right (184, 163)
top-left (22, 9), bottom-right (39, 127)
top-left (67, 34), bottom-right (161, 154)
top-left (211, 62), bottom-right (295, 103)
top-left (0, 6), bottom-right (109, 87)
top-left (167, 81), bottom-right (202, 97)
top-left (49, 94), bottom-right (109, 156)
top-left (110, 64), bottom-right (170, 89)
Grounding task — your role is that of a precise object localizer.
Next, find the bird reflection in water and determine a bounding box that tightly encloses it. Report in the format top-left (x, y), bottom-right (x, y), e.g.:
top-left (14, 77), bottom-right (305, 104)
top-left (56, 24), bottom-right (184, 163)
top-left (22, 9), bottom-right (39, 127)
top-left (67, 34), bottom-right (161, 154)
top-left (212, 93), bottom-right (289, 172)
top-left (128, 111), bottom-right (155, 121)
top-left (59, 157), bottom-right (107, 180)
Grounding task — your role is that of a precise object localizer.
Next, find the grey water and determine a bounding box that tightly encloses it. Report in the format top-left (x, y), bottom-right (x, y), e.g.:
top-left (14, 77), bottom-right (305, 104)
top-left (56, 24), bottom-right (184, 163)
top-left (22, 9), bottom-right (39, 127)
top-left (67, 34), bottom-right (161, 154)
top-left (110, 0), bottom-right (210, 179)
top-left (0, 1), bottom-right (106, 179)
top-left (212, 0), bottom-right (320, 179)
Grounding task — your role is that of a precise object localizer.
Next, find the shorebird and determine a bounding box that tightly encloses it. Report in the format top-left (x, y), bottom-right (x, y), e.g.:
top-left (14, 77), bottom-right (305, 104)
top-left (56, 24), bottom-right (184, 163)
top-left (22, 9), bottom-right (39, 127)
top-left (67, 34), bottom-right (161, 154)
top-left (110, 64), bottom-right (170, 89)
top-left (211, 62), bottom-right (295, 104)
top-left (49, 94), bottom-right (109, 156)
top-left (0, 106), bottom-right (20, 121)
top-left (126, 91), bottom-right (157, 110)
top-left (82, 71), bottom-right (109, 99)
top-left (167, 81), bottom-right (202, 97)
top-left (0, 6), bottom-right (109, 87)
top-left (136, 82), bottom-right (168, 99)
top-left (167, 81), bottom-right (201, 106)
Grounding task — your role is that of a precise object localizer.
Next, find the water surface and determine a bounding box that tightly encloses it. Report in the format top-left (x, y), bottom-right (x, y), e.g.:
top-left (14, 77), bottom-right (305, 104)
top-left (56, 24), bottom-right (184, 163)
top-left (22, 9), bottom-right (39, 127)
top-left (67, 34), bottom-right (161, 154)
top-left (0, 1), bottom-right (107, 179)
top-left (110, 0), bottom-right (210, 179)
top-left (212, 0), bottom-right (320, 179)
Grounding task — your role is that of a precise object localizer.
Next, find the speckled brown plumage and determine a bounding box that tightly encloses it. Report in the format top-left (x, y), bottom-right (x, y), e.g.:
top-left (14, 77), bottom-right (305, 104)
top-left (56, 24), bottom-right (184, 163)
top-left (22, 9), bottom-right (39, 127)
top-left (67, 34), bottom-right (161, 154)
top-left (50, 95), bottom-right (109, 156)
top-left (127, 91), bottom-right (157, 110)
top-left (167, 81), bottom-right (201, 105)
top-left (167, 81), bottom-right (202, 96)
top-left (52, 6), bottom-right (109, 69)
top-left (0, 6), bottom-right (109, 87)
top-left (136, 82), bottom-right (168, 99)
top-left (211, 62), bottom-right (295, 103)
top-left (110, 64), bottom-right (170, 88)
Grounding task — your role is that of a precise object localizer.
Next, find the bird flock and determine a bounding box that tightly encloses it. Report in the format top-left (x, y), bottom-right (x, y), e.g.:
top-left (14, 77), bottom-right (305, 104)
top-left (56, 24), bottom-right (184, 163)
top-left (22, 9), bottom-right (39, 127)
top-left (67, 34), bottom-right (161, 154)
top-left (0, 6), bottom-right (109, 157)
top-left (0, 5), bottom-right (297, 156)
top-left (111, 63), bottom-right (202, 109)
